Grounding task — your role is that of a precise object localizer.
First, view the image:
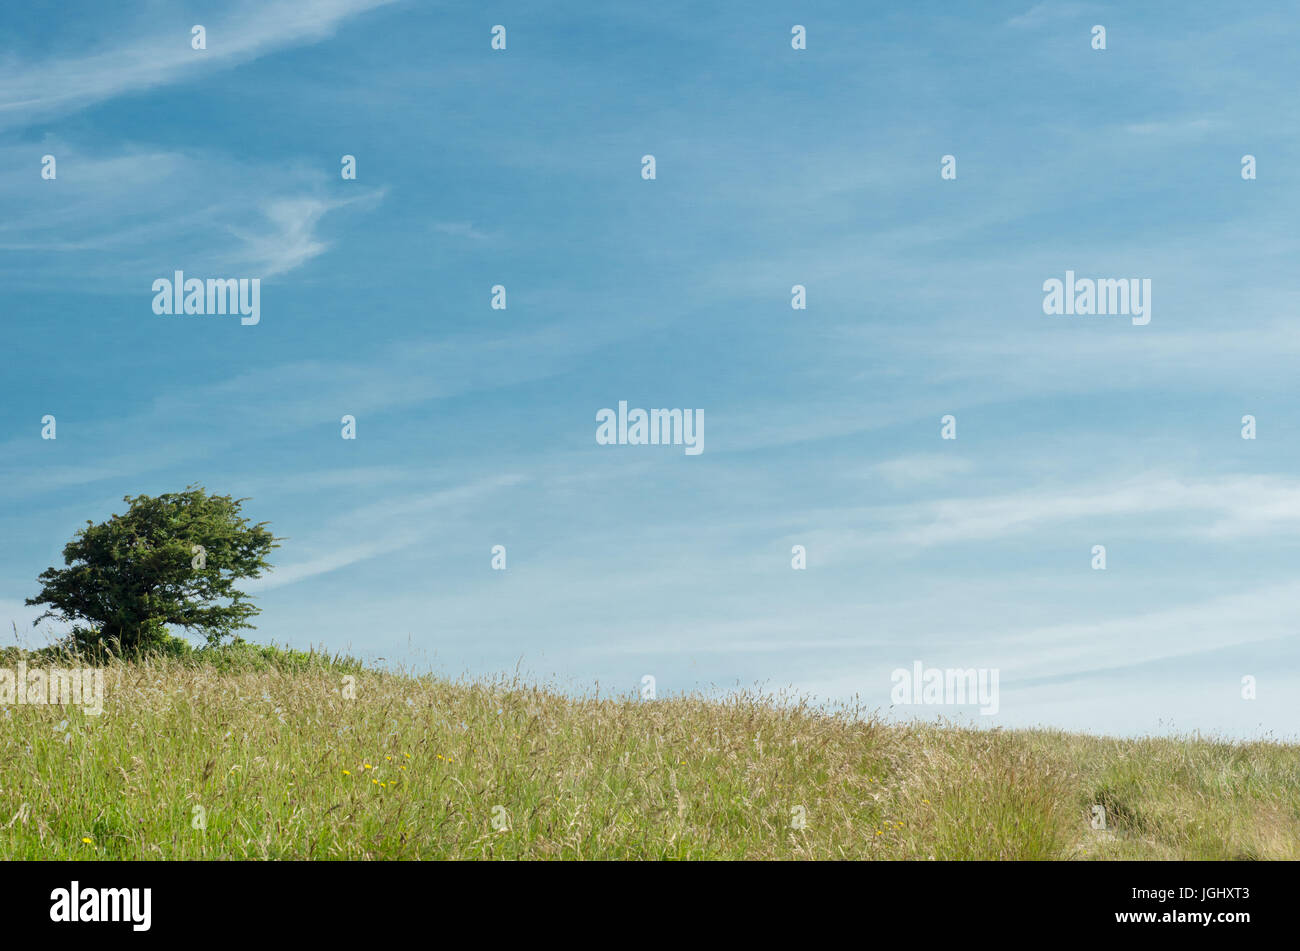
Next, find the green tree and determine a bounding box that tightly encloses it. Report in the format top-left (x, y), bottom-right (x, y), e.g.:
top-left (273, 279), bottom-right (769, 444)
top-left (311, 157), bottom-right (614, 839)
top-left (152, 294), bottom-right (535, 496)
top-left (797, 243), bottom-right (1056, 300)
top-left (26, 486), bottom-right (279, 653)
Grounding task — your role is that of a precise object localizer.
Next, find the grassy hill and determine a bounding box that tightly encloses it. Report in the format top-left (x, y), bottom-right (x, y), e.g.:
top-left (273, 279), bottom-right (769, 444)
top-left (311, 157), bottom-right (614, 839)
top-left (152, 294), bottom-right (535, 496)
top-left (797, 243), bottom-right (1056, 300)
top-left (1, 646), bottom-right (1296, 859)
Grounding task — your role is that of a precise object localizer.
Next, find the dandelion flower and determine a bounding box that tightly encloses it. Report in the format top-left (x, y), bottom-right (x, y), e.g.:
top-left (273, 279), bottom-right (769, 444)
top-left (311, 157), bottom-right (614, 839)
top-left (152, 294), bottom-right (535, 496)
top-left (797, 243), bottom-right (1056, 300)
top-left (81, 837), bottom-right (92, 844)
top-left (343, 770), bottom-right (351, 776)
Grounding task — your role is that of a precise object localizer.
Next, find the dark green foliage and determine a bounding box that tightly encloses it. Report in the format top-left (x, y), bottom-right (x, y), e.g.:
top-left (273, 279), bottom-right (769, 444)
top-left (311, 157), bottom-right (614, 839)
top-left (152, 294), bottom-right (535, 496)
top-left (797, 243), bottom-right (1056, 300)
top-left (26, 486), bottom-right (279, 653)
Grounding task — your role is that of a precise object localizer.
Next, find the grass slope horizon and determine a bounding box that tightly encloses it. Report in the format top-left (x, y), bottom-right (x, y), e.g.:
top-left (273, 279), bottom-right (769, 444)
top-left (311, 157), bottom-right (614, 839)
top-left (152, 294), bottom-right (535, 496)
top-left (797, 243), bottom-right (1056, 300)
top-left (1, 644), bottom-right (1296, 860)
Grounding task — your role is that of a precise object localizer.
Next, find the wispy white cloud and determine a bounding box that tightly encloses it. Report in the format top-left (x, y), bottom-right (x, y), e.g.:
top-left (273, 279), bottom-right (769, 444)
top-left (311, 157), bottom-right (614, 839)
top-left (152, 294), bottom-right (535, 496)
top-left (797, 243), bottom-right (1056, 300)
top-left (249, 474), bottom-right (528, 590)
top-left (0, 0), bottom-right (398, 126)
top-left (0, 314), bottom-right (635, 499)
top-left (848, 474), bottom-right (1300, 550)
top-left (0, 141), bottom-right (385, 285)
top-left (226, 191), bottom-right (387, 277)
top-left (1122, 117), bottom-right (1214, 137)
top-left (989, 580), bottom-right (1300, 682)
top-left (871, 454), bottom-right (974, 489)
top-left (1006, 2), bottom-right (1095, 30)
top-left (432, 221), bottom-right (494, 242)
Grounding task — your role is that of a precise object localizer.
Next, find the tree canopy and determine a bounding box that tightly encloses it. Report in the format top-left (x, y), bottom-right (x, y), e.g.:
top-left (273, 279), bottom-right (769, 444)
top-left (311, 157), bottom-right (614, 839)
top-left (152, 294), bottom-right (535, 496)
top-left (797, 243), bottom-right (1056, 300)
top-left (26, 486), bottom-right (279, 653)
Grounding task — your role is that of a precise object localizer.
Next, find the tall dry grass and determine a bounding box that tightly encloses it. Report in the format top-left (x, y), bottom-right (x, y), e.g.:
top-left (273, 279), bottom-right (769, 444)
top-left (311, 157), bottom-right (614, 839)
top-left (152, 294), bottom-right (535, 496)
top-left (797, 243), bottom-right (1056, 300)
top-left (1, 650), bottom-right (1295, 859)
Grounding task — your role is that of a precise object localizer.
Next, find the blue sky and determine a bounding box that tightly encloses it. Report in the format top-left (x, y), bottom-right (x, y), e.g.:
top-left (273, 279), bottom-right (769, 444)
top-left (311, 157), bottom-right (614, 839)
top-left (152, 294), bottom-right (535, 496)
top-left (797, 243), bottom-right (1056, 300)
top-left (3, 0), bottom-right (1299, 739)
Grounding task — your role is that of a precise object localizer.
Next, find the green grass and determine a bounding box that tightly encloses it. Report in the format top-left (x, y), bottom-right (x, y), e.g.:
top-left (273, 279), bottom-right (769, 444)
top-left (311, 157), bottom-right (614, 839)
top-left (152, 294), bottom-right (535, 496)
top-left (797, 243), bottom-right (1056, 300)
top-left (0, 647), bottom-right (1296, 859)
